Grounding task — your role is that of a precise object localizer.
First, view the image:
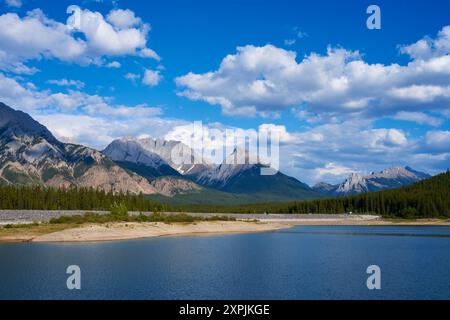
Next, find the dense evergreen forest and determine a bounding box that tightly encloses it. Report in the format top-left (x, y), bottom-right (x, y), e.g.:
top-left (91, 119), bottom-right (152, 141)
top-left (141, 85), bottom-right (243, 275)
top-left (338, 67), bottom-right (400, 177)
top-left (0, 171), bottom-right (448, 218)
top-left (175, 171), bottom-right (450, 218)
top-left (0, 186), bottom-right (166, 212)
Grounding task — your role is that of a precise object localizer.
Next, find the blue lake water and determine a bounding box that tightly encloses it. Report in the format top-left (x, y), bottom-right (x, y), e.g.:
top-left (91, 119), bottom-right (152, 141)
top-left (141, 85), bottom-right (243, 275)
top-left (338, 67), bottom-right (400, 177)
top-left (0, 225), bottom-right (449, 300)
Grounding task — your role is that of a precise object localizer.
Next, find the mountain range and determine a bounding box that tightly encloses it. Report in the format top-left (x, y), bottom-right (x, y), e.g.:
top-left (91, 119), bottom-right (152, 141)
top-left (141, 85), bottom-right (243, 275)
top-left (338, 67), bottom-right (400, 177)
top-left (0, 102), bottom-right (158, 194)
top-left (312, 167), bottom-right (431, 196)
top-left (0, 102), bottom-right (432, 203)
top-left (103, 136), bottom-right (319, 201)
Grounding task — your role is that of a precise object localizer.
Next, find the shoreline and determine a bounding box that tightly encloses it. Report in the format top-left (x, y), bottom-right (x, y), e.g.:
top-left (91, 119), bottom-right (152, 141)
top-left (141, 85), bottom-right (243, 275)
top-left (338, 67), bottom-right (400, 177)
top-left (0, 214), bottom-right (449, 243)
top-left (261, 218), bottom-right (450, 226)
top-left (0, 221), bottom-right (291, 243)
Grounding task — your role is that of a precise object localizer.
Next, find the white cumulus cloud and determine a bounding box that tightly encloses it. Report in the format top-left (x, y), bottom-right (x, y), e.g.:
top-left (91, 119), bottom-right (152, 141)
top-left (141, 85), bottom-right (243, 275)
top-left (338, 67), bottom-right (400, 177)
top-left (393, 111), bottom-right (444, 127)
top-left (4, 0), bottom-right (22, 8)
top-left (106, 9), bottom-right (142, 29)
top-left (142, 68), bottom-right (162, 87)
top-left (47, 78), bottom-right (85, 90)
top-left (176, 26), bottom-right (450, 120)
top-left (0, 6), bottom-right (159, 74)
top-left (425, 130), bottom-right (450, 153)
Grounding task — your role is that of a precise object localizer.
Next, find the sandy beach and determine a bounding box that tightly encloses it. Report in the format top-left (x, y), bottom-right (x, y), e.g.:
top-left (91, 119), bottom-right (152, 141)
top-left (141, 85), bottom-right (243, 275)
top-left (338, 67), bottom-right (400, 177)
top-left (1, 213), bottom-right (449, 243)
top-left (2, 221), bottom-right (287, 243)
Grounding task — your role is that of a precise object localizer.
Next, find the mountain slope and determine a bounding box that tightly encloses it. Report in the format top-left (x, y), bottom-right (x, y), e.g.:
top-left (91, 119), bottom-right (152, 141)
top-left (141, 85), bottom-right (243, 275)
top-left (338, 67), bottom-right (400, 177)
top-left (103, 138), bottom-right (205, 196)
top-left (120, 137), bottom-right (212, 176)
top-left (195, 162), bottom-right (319, 199)
top-left (286, 171), bottom-right (450, 217)
top-left (193, 171), bottom-right (449, 218)
top-left (146, 187), bottom-right (277, 205)
top-left (189, 147), bottom-right (319, 200)
top-left (104, 139), bottom-right (321, 201)
top-left (103, 138), bottom-right (181, 178)
top-left (0, 102), bottom-right (156, 194)
top-left (313, 166), bottom-right (431, 196)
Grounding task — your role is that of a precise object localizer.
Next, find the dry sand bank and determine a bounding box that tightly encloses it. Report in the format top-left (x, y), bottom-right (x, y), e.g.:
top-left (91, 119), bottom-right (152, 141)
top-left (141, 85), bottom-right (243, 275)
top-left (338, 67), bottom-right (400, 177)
top-left (25, 221), bottom-right (289, 243)
top-left (1, 215), bottom-right (449, 243)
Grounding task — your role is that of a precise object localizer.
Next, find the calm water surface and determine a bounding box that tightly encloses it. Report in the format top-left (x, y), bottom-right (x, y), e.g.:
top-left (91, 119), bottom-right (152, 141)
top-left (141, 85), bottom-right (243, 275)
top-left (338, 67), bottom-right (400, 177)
top-left (0, 225), bottom-right (449, 300)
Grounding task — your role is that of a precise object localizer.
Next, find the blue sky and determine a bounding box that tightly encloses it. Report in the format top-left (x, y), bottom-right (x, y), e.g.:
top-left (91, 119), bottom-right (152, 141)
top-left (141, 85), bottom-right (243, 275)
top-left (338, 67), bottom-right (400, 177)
top-left (0, 0), bottom-right (449, 184)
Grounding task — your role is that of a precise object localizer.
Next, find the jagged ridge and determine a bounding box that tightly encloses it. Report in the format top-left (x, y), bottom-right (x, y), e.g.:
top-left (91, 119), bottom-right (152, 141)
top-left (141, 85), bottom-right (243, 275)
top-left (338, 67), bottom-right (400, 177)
top-left (313, 166), bottom-right (431, 196)
top-left (0, 102), bottom-right (156, 194)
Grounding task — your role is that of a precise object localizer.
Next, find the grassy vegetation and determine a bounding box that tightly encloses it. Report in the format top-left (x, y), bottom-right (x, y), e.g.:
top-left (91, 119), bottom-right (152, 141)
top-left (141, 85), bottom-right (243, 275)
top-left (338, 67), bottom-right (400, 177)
top-left (49, 212), bottom-right (236, 224)
top-left (109, 201), bottom-right (128, 216)
top-left (3, 222), bottom-right (40, 229)
top-left (0, 223), bottom-right (76, 241)
top-left (48, 202), bottom-right (236, 225)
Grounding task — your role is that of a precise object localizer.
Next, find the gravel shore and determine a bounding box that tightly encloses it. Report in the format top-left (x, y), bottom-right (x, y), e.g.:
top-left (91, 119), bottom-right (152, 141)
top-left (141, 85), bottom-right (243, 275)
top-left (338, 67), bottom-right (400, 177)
top-left (0, 210), bottom-right (380, 225)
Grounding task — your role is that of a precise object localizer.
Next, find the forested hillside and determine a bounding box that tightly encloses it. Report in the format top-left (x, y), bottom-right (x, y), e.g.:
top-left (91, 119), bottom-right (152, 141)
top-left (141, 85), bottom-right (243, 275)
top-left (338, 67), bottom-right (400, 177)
top-left (0, 172), bottom-right (448, 218)
top-left (174, 171), bottom-right (450, 218)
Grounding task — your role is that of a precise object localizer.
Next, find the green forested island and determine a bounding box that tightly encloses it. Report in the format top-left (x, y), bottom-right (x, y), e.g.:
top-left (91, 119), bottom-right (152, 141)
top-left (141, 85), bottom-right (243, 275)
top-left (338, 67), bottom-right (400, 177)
top-left (0, 171), bottom-right (449, 218)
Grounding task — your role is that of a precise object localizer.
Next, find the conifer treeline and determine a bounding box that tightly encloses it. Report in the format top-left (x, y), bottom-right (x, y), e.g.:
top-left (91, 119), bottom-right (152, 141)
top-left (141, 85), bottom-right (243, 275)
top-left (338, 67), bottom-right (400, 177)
top-left (0, 186), bottom-right (166, 211)
top-left (0, 172), bottom-right (448, 218)
top-left (175, 171), bottom-right (450, 218)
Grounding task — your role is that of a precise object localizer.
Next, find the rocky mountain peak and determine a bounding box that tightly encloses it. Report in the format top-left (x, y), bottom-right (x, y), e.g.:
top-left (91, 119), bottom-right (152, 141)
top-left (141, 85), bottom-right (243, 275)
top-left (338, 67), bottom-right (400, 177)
top-left (313, 166), bottom-right (431, 196)
top-left (0, 102), bottom-right (157, 194)
top-left (0, 102), bottom-right (57, 144)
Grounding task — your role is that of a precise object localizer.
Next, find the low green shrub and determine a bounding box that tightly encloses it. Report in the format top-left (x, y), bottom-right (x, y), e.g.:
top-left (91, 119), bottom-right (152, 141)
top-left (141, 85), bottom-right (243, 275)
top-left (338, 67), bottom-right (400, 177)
top-left (49, 212), bottom-right (236, 224)
top-left (110, 201), bottom-right (128, 217)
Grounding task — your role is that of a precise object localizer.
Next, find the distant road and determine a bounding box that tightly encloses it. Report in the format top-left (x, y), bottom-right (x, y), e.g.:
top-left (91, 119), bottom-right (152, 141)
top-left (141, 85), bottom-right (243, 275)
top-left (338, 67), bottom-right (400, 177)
top-left (0, 210), bottom-right (380, 225)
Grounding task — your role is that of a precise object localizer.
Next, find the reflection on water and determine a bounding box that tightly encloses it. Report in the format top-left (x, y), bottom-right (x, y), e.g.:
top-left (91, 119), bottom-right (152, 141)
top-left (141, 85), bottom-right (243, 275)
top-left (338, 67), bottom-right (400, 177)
top-left (278, 231), bottom-right (450, 238)
top-left (0, 225), bottom-right (449, 300)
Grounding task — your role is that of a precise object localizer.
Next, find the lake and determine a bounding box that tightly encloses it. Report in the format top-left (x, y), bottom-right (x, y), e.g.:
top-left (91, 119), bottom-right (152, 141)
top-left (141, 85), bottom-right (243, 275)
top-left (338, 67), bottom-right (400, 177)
top-left (0, 225), bottom-right (449, 300)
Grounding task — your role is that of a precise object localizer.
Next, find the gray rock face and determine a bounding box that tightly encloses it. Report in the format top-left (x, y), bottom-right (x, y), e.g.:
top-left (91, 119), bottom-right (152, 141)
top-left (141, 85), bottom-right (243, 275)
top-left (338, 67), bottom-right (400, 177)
top-left (313, 166), bottom-right (431, 196)
top-left (103, 138), bottom-right (181, 178)
top-left (0, 102), bottom-right (156, 194)
top-left (102, 137), bottom-right (207, 195)
top-left (103, 137), bottom-right (212, 177)
top-left (104, 140), bottom-right (318, 199)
